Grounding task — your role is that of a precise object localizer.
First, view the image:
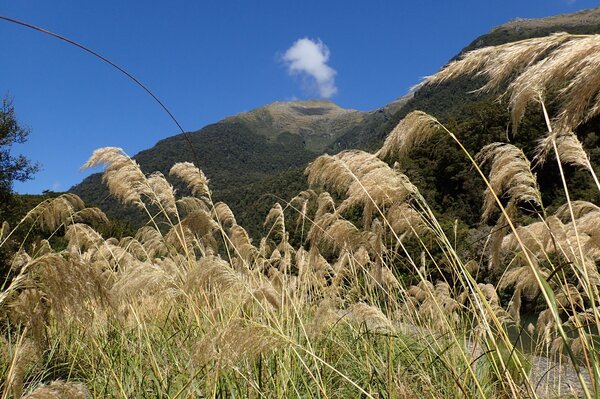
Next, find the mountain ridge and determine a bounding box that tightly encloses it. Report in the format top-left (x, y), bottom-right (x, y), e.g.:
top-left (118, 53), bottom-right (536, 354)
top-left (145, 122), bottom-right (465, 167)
top-left (460, 5), bottom-right (600, 53)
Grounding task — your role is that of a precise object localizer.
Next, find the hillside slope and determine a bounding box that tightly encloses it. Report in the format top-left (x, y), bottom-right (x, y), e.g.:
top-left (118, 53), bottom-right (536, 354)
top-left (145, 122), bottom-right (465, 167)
top-left (71, 6), bottom-right (600, 236)
top-left (71, 101), bottom-right (374, 236)
top-left (324, 7), bottom-right (600, 227)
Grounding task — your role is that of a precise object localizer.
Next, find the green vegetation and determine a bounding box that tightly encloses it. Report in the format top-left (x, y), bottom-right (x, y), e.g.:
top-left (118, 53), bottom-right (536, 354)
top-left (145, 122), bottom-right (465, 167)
top-left (0, 97), bottom-right (41, 279)
top-left (72, 120), bottom-right (317, 236)
top-left (0, 97), bottom-right (39, 215)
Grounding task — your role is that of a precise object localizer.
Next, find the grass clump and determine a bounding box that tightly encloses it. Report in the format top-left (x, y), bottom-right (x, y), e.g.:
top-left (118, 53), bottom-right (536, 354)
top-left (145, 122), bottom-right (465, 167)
top-left (3, 32), bottom-right (600, 398)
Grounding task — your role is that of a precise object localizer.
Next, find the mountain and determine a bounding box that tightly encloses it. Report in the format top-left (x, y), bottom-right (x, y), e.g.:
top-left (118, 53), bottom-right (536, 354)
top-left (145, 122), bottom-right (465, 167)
top-left (223, 100), bottom-right (364, 152)
top-left (71, 6), bottom-right (600, 237)
top-left (71, 100), bottom-right (377, 236)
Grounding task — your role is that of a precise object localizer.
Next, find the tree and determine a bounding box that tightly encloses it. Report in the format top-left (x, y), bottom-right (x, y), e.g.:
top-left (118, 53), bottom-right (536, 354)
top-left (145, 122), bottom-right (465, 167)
top-left (0, 97), bottom-right (40, 227)
top-left (0, 96), bottom-right (39, 205)
top-left (0, 97), bottom-right (39, 278)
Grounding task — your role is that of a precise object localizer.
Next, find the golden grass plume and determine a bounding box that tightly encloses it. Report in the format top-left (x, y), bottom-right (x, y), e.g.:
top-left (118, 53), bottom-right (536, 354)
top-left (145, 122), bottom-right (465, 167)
top-left (82, 147), bottom-right (150, 208)
top-left (377, 111), bottom-right (442, 162)
top-left (169, 161), bottom-right (211, 198)
top-left (476, 143), bottom-right (541, 222)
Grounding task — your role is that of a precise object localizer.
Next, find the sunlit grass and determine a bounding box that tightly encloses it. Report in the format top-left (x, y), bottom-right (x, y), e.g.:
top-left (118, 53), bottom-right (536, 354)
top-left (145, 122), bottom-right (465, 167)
top-left (3, 33), bottom-right (600, 398)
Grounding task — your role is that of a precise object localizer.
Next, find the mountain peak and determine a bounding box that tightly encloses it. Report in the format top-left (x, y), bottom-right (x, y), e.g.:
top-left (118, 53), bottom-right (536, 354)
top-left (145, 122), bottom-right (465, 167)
top-left (238, 99), bottom-right (356, 118)
top-left (223, 100), bottom-right (365, 152)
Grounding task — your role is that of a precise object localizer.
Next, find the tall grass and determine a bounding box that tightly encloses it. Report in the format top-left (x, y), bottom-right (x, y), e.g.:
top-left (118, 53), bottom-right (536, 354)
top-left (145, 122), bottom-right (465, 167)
top-left (2, 32), bottom-right (600, 398)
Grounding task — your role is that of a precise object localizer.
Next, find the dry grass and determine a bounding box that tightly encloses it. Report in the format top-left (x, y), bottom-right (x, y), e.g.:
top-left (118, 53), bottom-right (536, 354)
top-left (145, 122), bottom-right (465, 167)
top-left (3, 33), bottom-right (600, 398)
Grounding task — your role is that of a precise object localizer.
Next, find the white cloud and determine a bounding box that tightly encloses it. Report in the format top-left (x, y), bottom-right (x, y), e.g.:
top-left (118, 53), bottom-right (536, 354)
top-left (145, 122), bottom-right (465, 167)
top-left (282, 38), bottom-right (337, 98)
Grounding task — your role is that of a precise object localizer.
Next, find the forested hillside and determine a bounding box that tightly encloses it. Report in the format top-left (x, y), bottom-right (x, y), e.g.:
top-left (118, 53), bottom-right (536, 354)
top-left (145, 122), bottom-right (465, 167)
top-left (71, 7), bottom-right (600, 238)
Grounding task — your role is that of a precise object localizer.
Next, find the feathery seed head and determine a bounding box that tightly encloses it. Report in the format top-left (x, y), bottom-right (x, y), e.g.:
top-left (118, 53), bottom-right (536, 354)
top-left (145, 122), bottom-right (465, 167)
top-left (377, 111), bottom-right (442, 162)
top-left (70, 207), bottom-right (109, 226)
top-left (135, 226), bottom-right (169, 258)
top-left (264, 203), bottom-right (286, 238)
top-left (169, 162), bottom-right (211, 198)
top-left (65, 223), bottom-right (105, 253)
top-left (22, 193), bottom-right (86, 232)
top-left (425, 33), bottom-right (600, 134)
top-left (554, 200), bottom-right (600, 222)
top-left (387, 203), bottom-right (429, 236)
top-left (147, 171), bottom-right (177, 215)
top-left (315, 192), bottom-right (336, 218)
top-left (213, 202), bottom-right (237, 227)
top-left (426, 33), bottom-right (571, 89)
top-left (1, 220), bottom-right (9, 241)
top-left (83, 147), bottom-right (150, 208)
top-left (193, 320), bottom-right (283, 368)
top-left (534, 131), bottom-right (590, 169)
top-left (476, 143), bottom-right (541, 222)
top-left (177, 196), bottom-right (211, 216)
top-left (347, 302), bottom-right (393, 332)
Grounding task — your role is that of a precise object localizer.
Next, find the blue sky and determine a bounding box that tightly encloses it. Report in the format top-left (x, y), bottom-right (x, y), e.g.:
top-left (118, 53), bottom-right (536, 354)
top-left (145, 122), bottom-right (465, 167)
top-left (2, 0), bottom-right (599, 194)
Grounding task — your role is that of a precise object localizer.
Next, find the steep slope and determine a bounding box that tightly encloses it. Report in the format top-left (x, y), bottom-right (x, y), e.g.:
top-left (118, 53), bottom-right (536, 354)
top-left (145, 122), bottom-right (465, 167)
top-left (331, 6), bottom-right (600, 153)
top-left (323, 93), bottom-right (411, 152)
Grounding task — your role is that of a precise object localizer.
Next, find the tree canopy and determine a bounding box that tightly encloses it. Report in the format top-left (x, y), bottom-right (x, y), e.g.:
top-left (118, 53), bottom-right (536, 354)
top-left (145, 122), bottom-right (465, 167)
top-left (0, 97), bottom-right (39, 206)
